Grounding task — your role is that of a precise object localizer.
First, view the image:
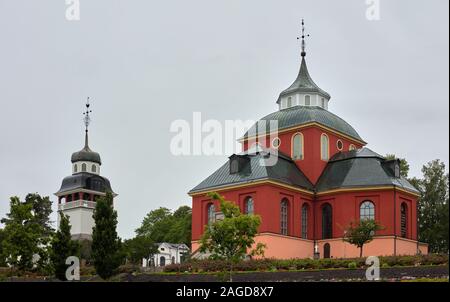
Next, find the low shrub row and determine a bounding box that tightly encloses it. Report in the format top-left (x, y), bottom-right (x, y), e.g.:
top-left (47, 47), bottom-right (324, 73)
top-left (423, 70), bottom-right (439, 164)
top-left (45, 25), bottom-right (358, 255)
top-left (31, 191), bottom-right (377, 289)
top-left (163, 254), bottom-right (449, 273)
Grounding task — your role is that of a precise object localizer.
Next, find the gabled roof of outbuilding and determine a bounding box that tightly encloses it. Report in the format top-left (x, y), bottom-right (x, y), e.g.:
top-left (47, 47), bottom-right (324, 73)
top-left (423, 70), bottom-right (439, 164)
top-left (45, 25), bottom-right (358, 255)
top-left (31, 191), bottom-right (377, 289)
top-left (316, 148), bottom-right (419, 194)
top-left (189, 147), bottom-right (314, 194)
top-left (242, 106), bottom-right (364, 143)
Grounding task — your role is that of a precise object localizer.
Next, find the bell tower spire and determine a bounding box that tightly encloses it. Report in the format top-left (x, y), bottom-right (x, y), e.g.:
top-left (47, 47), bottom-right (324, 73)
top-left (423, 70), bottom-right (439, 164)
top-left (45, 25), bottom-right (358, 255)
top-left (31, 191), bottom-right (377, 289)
top-left (277, 20), bottom-right (330, 110)
top-left (297, 19), bottom-right (309, 57)
top-left (83, 97), bottom-right (92, 148)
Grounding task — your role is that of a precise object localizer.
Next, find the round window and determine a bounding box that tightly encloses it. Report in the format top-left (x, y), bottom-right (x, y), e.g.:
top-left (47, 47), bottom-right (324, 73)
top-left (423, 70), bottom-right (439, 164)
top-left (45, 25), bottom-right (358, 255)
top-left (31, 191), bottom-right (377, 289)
top-left (336, 140), bottom-right (343, 150)
top-left (272, 137), bottom-right (281, 148)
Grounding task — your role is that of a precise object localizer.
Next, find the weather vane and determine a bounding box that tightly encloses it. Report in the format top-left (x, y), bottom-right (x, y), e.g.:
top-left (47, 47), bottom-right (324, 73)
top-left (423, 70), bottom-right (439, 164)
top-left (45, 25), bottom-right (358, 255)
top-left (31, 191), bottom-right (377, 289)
top-left (297, 19), bottom-right (309, 57)
top-left (83, 97), bottom-right (92, 132)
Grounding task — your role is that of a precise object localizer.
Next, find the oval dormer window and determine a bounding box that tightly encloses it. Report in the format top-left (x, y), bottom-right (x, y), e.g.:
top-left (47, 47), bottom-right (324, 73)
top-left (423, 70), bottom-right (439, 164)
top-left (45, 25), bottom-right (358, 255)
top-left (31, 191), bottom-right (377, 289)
top-left (305, 95), bottom-right (311, 106)
top-left (272, 137), bottom-right (281, 148)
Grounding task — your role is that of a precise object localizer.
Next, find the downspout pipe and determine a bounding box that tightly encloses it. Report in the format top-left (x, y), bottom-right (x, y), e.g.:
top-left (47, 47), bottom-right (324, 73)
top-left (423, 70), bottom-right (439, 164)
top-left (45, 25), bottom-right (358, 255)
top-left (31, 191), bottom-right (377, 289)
top-left (394, 185), bottom-right (397, 256)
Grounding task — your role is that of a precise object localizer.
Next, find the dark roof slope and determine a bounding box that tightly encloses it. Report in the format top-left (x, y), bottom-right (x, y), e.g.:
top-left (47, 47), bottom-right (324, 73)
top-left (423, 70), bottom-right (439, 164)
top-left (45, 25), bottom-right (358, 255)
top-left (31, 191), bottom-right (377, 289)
top-left (243, 106), bottom-right (364, 142)
top-left (56, 172), bottom-right (114, 195)
top-left (189, 148), bottom-right (314, 194)
top-left (316, 148), bottom-right (419, 194)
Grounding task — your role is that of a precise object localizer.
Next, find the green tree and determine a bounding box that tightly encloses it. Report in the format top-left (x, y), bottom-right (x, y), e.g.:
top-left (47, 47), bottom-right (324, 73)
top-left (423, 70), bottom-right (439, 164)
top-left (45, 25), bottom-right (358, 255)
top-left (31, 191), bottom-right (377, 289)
top-left (91, 192), bottom-right (124, 279)
top-left (414, 160), bottom-right (449, 253)
top-left (25, 193), bottom-right (53, 237)
top-left (343, 219), bottom-right (384, 258)
top-left (1, 197), bottom-right (42, 271)
top-left (166, 206), bottom-right (192, 246)
top-left (79, 239), bottom-right (93, 264)
top-left (123, 236), bottom-right (157, 265)
top-left (25, 193), bottom-right (54, 271)
top-left (385, 154), bottom-right (410, 178)
top-left (49, 212), bottom-right (80, 280)
top-left (136, 207), bottom-right (173, 242)
top-left (0, 228), bottom-right (5, 267)
top-left (136, 205), bottom-right (192, 247)
top-left (199, 192), bottom-right (265, 281)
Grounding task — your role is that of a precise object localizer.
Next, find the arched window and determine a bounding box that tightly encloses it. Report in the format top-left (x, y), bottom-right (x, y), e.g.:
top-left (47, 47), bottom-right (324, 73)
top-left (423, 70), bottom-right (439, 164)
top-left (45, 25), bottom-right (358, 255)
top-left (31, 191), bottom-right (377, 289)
top-left (301, 204), bottom-right (308, 239)
top-left (401, 203), bottom-right (407, 238)
top-left (91, 164), bottom-right (96, 173)
top-left (321, 134), bottom-right (329, 161)
top-left (287, 96), bottom-right (292, 108)
top-left (349, 144), bottom-right (356, 151)
top-left (81, 163), bottom-right (87, 172)
top-left (292, 133), bottom-right (303, 160)
top-left (321, 98), bottom-right (325, 108)
top-left (207, 203), bottom-right (215, 224)
top-left (322, 204), bottom-right (332, 239)
top-left (74, 164), bottom-right (78, 173)
top-left (280, 199), bottom-right (289, 235)
top-left (305, 95), bottom-right (311, 106)
top-left (159, 256), bottom-right (166, 266)
top-left (360, 201), bottom-right (375, 220)
top-left (244, 197), bottom-right (254, 215)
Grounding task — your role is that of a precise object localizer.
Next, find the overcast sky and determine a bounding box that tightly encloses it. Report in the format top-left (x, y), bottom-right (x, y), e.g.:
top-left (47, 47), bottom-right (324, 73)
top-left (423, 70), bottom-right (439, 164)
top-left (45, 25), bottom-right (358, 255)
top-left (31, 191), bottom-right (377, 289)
top-left (0, 0), bottom-right (448, 239)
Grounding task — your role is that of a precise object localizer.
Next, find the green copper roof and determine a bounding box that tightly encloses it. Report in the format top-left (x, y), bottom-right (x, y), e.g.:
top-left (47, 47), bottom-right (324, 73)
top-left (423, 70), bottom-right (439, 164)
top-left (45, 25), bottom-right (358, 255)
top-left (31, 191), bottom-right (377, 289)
top-left (277, 57), bottom-right (330, 103)
top-left (243, 106), bottom-right (365, 142)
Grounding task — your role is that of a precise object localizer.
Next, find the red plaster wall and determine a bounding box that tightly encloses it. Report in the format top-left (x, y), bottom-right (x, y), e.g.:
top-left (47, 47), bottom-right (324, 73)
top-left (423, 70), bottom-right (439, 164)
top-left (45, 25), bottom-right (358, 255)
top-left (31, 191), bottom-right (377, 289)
top-left (193, 187), bottom-right (418, 244)
top-left (242, 125), bottom-right (365, 184)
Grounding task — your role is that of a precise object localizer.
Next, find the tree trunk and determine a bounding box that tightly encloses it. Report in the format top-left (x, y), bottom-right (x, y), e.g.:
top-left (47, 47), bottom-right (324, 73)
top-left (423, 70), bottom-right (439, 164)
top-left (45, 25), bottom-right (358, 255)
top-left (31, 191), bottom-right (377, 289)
top-left (360, 245), bottom-right (363, 258)
top-left (229, 263), bottom-right (233, 282)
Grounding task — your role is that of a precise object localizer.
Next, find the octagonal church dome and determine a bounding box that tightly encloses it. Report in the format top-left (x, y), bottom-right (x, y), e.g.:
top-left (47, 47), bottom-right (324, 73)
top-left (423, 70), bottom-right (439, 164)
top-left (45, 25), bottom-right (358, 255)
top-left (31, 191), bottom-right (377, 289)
top-left (243, 105), bottom-right (364, 143)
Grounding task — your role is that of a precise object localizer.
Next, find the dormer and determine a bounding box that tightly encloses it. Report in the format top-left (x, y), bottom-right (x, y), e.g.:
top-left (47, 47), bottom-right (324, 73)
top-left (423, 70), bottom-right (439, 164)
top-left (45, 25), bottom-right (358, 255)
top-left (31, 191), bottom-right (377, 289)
top-left (382, 159), bottom-right (401, 178)
top-left (229, 154), bottom-right (251, 174)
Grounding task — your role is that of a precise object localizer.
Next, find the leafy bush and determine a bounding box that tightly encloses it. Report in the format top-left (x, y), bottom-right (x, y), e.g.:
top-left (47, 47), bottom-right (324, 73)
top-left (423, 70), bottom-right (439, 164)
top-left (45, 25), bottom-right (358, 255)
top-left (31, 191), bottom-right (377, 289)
top-left (163, 254), bottom-right (448, 273)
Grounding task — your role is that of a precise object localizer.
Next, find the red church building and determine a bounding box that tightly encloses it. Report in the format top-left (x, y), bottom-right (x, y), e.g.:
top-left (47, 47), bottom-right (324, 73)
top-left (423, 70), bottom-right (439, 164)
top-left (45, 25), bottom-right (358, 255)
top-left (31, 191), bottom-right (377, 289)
top-left (189, 25), bottom-right (427, 259)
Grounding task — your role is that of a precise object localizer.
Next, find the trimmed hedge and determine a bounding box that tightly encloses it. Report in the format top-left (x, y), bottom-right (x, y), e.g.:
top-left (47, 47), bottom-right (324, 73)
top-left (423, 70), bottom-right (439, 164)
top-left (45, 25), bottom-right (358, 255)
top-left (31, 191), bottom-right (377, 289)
top-left (163, 254), bottom-right (448, 273)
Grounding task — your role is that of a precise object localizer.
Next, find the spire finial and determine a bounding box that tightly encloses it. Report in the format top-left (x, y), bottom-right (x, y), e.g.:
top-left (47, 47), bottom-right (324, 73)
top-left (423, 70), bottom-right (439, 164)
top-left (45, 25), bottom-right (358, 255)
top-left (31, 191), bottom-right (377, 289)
top-left (83, 97), bottom-right (92, 147)
top-left (297, 19), bottom-right (309, 57)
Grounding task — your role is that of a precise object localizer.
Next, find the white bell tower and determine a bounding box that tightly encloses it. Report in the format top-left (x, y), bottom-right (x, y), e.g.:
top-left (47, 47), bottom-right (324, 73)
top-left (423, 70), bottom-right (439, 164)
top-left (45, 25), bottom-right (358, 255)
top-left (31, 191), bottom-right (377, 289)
top-left (55, 98), bottom-right (116, 240)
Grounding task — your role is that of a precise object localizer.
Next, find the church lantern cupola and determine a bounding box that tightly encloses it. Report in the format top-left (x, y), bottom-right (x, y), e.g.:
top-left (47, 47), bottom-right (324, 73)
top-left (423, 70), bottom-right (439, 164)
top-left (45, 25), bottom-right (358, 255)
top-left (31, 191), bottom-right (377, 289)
top-left (277, 20), bottom-right (331, 110)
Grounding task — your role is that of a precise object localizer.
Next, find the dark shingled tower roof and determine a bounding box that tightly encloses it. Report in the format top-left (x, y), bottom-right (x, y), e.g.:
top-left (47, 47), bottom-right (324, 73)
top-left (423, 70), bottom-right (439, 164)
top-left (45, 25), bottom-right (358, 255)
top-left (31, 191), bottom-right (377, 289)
top-left (56, 172), bottom-right (114, 195)
top-left (71, 131), bottom-right (102, 165)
